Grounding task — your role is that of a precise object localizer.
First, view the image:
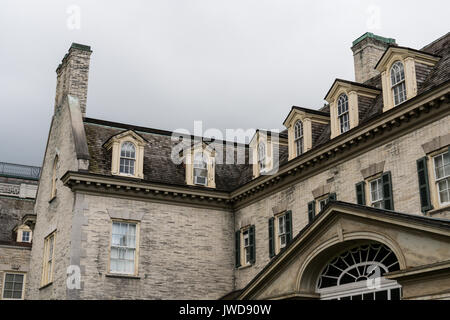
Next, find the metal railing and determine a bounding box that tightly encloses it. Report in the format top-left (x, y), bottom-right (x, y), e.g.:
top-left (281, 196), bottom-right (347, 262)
top-left (0, 162), bottom-right (41, 180)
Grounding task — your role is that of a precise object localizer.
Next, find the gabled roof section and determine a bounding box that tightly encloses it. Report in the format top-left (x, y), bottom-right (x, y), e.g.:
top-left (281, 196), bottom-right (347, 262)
top-left (324, 78), bottom-right (381, 102)
top-left (374, 45), bottom-right (441, 72)
top-left (283, 106), bottom-right (330, 127)
top-left (237, 201), bottom-right (450, 299)
top-left (102, 129), bottom-right (148, 150)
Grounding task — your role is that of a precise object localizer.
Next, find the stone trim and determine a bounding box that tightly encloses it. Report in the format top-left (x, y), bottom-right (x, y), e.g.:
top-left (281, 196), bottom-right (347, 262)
top-left (360, 161), bottom-right (386, 179)
top-left (421, 133), bottom-right (450, 154)
top-left (312, 184), bottom-right (331, 199)
top-left (107, 209), bottom-right (145, 221)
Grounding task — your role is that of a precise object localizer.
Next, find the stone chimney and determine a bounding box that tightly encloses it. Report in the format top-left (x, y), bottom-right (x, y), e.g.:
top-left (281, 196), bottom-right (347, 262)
top-left (351, 32), bottom-right (396, 83)
top-left (55, 43), bottom-right (92, 116)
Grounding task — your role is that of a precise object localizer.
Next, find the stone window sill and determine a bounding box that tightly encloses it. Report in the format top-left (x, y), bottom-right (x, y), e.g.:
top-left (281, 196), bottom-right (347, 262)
top-left (427, 204), bottom-right (450, 217)
top-left (105, 273), bottom-right (141, 279)
top-left (48, 196), bottom-right (56, 204)
top-left (238, 264), bottom-right (253, 270)
top-left (39, 282), bottom-right (53, 290)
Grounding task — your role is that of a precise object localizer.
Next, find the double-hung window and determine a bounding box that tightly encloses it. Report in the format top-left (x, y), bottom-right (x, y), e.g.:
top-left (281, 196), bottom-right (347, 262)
top-left (42, 232), bottom-right (55, 286)
top-left (119, 142), bottom-right (136, 175)
top-left (242, 229), bottom-right (251, 265)
top-left (193, 153), bottom-right (208, 186)
top-left (2, 273), bottom-right (25, 300)
top-left (370, 177), bottom-right (384, 209)
top-left (433, 151), bottom-right (450, 205)
top-left (110, 221), bottom-right (138, 275)
top-left (294, 120), bottom-right (304, 156)
top-left (337, 94), bottom-right (350, 134)
top-left (278, 215), bottom-right (287, 249)
top-left (391, 61), bottom-right (407, 106)
top-left (258, 142), bottom-right (266, 172)
top-left (22, 231), bottom-right (30, 242)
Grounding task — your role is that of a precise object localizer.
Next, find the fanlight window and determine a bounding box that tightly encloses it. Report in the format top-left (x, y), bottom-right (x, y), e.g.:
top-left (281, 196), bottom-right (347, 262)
top-left (337, 94), bottom-right (350, 134)
top-left (193, 153), bottom-right (208, 186)
top-left (120, 142), bottom-right (136, 175)
top-left (391, 61), bottom-right (406, 106)
top-left (294, 120), bottom-right (304, 156)
top-left (317, 243), bottom-right (401, 300)
top-left (258, 142), bottom-right (266, 171)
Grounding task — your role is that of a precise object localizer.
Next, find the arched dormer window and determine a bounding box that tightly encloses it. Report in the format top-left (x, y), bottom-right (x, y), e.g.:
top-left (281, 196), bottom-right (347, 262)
top-left (390, 61), bottom-right (406, 106)
top-left (294, 120), bottom-right (304, 156)
top-left (258, 142), bottom-right (266, 172)
top-left (120, 142), bottom-right (136, 175)
top-left (337, 94), bottom-right (350, 134)
top-left (193, 153), bottom-right (208, 186)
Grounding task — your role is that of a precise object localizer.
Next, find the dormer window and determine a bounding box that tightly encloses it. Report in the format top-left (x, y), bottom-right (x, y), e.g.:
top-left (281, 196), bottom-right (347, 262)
top-left (283, 106), bottom-right (330, 160)
top-left (375, 46), bottom-right (440, 112)
top-left (337, 94), bottom-right (350, 134)
top-left (120, 142), bottom-right (136, 175)
top-left (185, 144), bottom-right (216, 188)
top-left (294, 120), bottom-right (304, 156)
top-left (325, 80), bottom-right (380, 139)
top-left (104, 130), bottom-right (147, 179)
top-left (258, 142), bottom-right (266, 172)
top-left (193, 153), bottom-right (208, 186)
top-left (390, 61), bottom-right (406, 106)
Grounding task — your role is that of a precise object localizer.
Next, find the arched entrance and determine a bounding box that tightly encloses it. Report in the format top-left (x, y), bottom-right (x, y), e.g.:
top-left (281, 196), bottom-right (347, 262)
top-left (316, 243), bottom-right (401, 300)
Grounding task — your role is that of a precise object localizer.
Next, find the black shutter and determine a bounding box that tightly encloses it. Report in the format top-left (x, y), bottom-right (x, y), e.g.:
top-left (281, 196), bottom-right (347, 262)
top-left (382, 171), bottom-right (394, 210)
top-left (249, 225), bottom-right (255, 264)
top-left (268, 217), bottom-right (275, 258)
top-left (328, 193), bottom-right (337, 202)
top-left (416, 157), bottom-right (433, 213)
top-left (308, 201), bottom-right (316, 223)
top-left (285, 211), bottom-right (292, 244)
top-left (235, 230), bottom-right (241, 268)
top-left (355, 181), bottom-right (366, 205)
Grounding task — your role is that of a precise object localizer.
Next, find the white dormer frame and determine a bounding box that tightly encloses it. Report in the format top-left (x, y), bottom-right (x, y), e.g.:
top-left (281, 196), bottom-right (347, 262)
top-left (325, 81), bottom-right (380, 139)
top-left (185, 142), bottom-right (216, 188)
top-left (14, 224), bottom-right (33, 243)
top-left (375, 47), bottom-right (440, 112)
top-left (283, 108), bottom-right (329, 161)
top-left (250, 131), bottom-right (273, 178)
top-left (104, 130), bottom-right (146, 179)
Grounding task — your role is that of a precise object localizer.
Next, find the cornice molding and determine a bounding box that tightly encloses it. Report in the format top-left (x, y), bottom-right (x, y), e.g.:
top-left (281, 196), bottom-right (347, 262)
top-left (61, 83), bottom-right (449, 210)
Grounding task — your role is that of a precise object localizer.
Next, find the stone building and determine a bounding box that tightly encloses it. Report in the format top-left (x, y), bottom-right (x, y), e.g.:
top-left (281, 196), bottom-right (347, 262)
top-left (3, 31), bottom-right (450, 300)
top-left (0, 162), bottom-right (39, 300)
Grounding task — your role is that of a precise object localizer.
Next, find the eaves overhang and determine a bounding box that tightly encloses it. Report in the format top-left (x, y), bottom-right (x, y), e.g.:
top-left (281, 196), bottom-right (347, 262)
top-left (230, 81), bottom-right (450, 209)
top-left (61, 171), bottom-right (232, 210)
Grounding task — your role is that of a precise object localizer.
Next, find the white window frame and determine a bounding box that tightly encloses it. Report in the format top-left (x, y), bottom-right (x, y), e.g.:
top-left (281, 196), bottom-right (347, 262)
top-left (119, 141), bottom-right (136, 176)
top-left (337, 94), bottom-right (350, 134)
top-left (258, 142), bottom-right (266, 172)
top-left (193, 153), bottom-right (208, 186)
top-left (433, 151), bottom-right (450, 206)
top-left (2, 272), bottom-right (26, 300)
top-left (41, 232), bottom-right (55, 287)
top-left (370, 177), bottom-right (384, 209)
top-left (242, 229), bottom-right (251, 265)
top-left (109, 221), bottom-right (139, 275)
top-left (390, 61), bottom-right (407, 106)
top-left (294, 120), bottom-right (304, 156)
top-left (278, 215), bottom-right (286, 249)
top-left (22, 231), bottom-right (31, 242)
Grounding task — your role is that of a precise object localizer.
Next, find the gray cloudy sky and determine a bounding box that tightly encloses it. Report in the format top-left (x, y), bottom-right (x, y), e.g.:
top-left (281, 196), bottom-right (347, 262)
top-left (0, 0), bottom-right (449, 166)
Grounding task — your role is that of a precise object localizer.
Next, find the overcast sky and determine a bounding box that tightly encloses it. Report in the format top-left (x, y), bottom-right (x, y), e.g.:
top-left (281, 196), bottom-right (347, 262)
top-left (0, 0), bottom-right (449, 166)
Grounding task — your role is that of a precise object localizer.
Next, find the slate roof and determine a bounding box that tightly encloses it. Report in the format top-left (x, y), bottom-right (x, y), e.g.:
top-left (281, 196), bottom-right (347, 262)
top-left (82, 33), bottom-right (450, 192)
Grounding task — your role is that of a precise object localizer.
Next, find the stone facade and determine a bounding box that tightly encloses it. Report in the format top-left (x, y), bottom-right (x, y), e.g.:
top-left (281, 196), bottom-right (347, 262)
top-left (4, 32), bottom-right (450, 300)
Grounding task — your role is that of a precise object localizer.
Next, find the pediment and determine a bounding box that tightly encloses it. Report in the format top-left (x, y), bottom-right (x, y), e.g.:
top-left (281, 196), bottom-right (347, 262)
top-left (324, 79), bottom-right (380, 103)
top-left (103, 129), bottom-right (148, 149)
top-left (375, 46), bottom-right (440, 72)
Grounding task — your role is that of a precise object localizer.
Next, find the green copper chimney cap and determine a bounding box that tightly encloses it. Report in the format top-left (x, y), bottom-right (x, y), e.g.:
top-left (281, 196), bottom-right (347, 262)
top-left (352, 32), bottom-right (396, 47)
top-left (70, 43), bottom-right (92, 52)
